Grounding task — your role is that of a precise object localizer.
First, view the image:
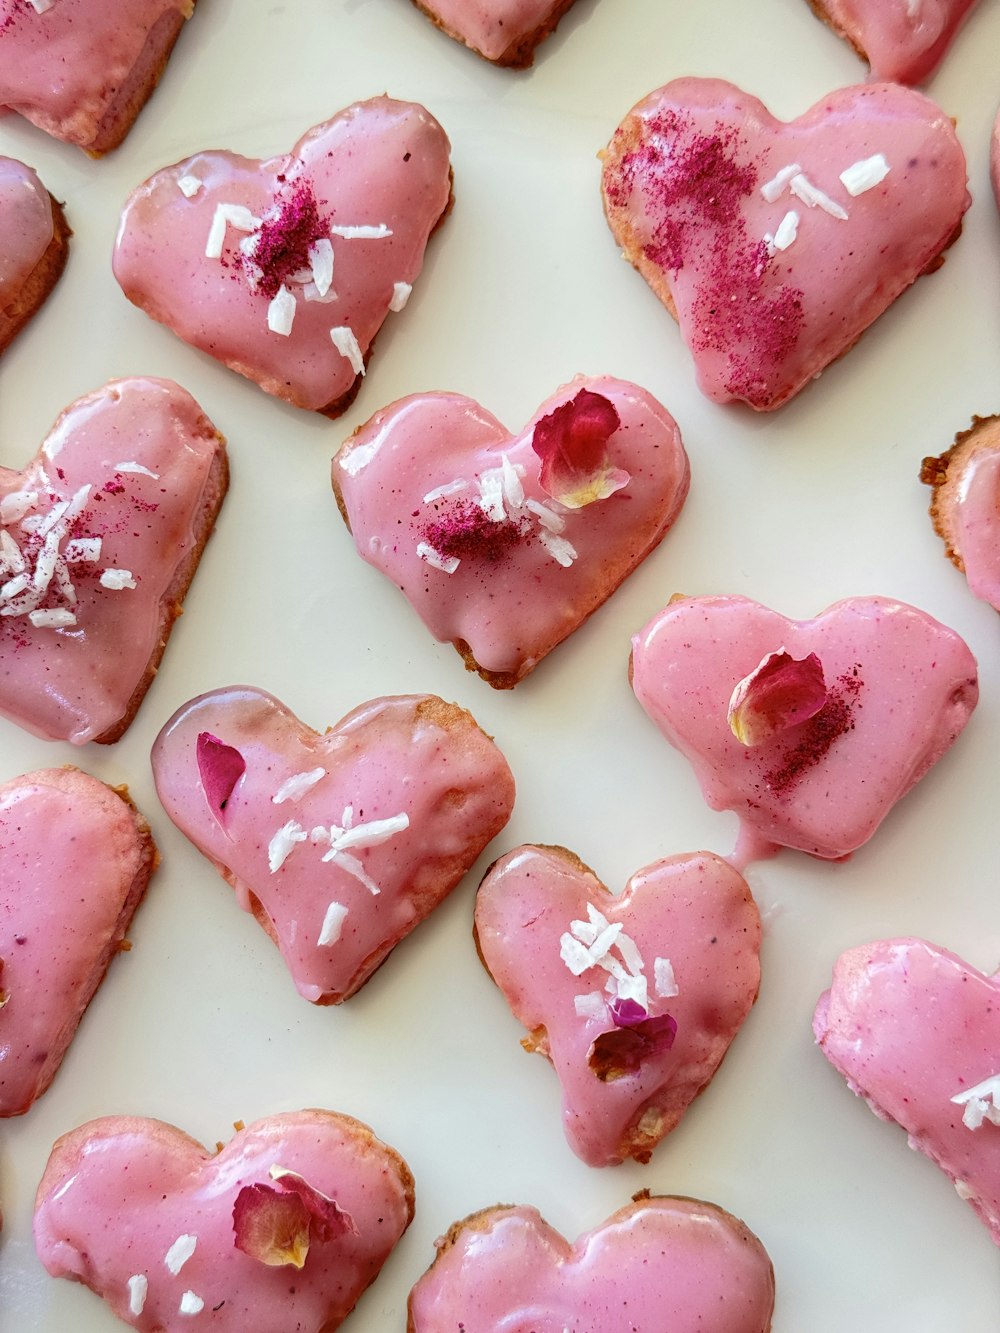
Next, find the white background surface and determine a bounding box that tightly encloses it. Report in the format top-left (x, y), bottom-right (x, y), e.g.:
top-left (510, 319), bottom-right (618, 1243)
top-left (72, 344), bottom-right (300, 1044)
top-left (1, 0), bottom-right (999, 1327)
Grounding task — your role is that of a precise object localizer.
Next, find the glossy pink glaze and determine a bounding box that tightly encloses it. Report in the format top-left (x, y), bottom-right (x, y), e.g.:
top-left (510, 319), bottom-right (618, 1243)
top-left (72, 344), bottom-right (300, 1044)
top-left (814, 938), bottom-right (1000, 1245)
top-left (475, 846), bottom-right (760, 1166)
top-left (631, 595), bottom-right (978, 862)
top-left (0, 0), bottom-right (192, 149)
top-left (0, 769), bottom-right (152, 1116)
top-left (0, 378), bottom-right (225, 744)
top-left (151, 688), bottom-right (515, 1003)
top-left (814, 0), bottom-right (979, 84)
top-left (407, 1197), bottom-right (775, 1331)
top-left (0, 156), bottom-right (54, 301)
top-left (34, 1110), bottom-right (413, 1330)
top-left (601, 79), bottom-right (968, 410)
top-left (417, 0), bottom-right (572, 60)
top-left (945, 448), bottom-right (1000, 611)
top-left (114, 98), bottom-right (452, 412)
top-left (334, 376), bottom-right (689, 683)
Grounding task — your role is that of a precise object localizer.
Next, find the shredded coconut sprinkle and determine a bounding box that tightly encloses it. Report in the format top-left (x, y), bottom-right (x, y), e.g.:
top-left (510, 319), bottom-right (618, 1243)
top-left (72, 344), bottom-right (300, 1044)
top-left (164, 1234), bottom-right (197, 1275)
top-left (0, 491), bottom-right (37, 525)
top-left (330, 326), bottom-right (365, 376)
top-left (27, 0), bottom-right (55, 11)
top-left (329, 223), bottom-right (392, 239)
top-left (308, 238), bottom-right (335, 296)
top-left (839, 153), bottom-right (891, 197)
top-left (179, 1291), bottom-right (205, 1316)
top-left (574, 992), bottom-right (607, 1021)
top-left (789, 173), bottom-right (849, 220)
top-left (113, 462), bottom-right (159, 478)
top-left (28, 607), bottom-right (76, 628)
top-left (772, 210), bottom-right (799, 252)
top-left (268, 820), bottom-right (308, 872)
top-left (416, 541), bottom-right (460, 575)
top-left (267, 284), bottom-right (297, 336)
top-left (272, 768), bottom-right (326, 804)
top-left (127, 1275), bottom-right (148, 1317)
top-left (177, 174), bottom-right (203, 198)
top-left (654, 957), bottom-right (678, 998)
top-left (389, 281), bottom-right (412, 312)
top-left (205, 203), bottom-right (261, 259)
top-left (423, 479), bottom-right (467, 504)
top-left (760, 163), bottom-right (802, 203)
top-left (951, 1073), bottom-right (1000, 1130)
top-left (100, 569), bottom-right (137, 591)
top-left (318, 900), bottom-right (349, 947)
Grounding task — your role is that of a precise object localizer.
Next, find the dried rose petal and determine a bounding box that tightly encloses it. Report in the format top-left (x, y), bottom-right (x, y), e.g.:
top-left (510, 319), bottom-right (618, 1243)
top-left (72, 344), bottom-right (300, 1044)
top-left (268, 1166), bottom-right (357, 1243)
top-left (232, 1183), bottom-right (313, 1267)
top-left (196, 732), bottom-right (246, 816)
top-left (728, 650), bottom-right (827, 747)
top-left (588, 1011), bottom-right (678, 1082)
top-left (608, 996), bottom-right (648, 1028)
top-left (531, 389), bottom-right (629, 509)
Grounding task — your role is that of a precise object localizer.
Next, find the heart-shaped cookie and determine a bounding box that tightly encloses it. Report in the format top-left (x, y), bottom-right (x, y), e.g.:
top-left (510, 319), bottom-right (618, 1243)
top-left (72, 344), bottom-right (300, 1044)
top-left (0, 156), bottom-right (70, 355)
top-left (0, 0), bottom-right (194, 154)
top-left (333, 376), bottom-right (689, 687)
top-left (631, 595), bottom-right (978, 862)
top-left (0, 378), bottom-right (227, 744)
top-left (814, 938), bottom-right (1000, 1246)
top-left (601, 79), bottom-right (968, 410)
top-left (409, 0), bottom-right (581, 66)
top-left (474, 845), bottom-right (761, 1166)
top-left (0, 767), bottom-right (156, 1116)
top-left (407, 1196), bottom-right (775, 1331)
top-left (34, 1109), bottom-right (414, 1330)
top-left (806, 0), bottom-right (979, 84)
top-left (921, 415), bottom-right (1000, 613)
top-left (152, 688), bottom-right (515, 1003)
top-left (114, 97), bottom-right (452, 414)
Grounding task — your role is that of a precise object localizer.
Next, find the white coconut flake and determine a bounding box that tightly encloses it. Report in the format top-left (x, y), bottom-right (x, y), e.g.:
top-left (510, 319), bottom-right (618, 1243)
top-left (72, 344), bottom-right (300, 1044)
top-left (615, 930), bottom-right (644, 977)
top-left (772, 209), bottom-right (799, 252)
top-left (839, 153), bottom-right (891, 197)
top-left (267, 284), bottom-right (297, 337)
top-left (389, 281), bottom-right (412, 312)
top-left (760, 163), bottom-right (802, 203)
top-left (951, 1073), bottom-right (1000, 1129)
top-left (302, 281), bottom-right (338, 304)
top-left (500, 454), bottom-right (526, 511)
top-left (164, 1234), bottom-right (197, 1275)
top-left (268, 820), bottom-right (308, 872)
top-left (318, 900), bottom-right (349, 947)
top-left (179, 1291), bottom-right (204, 1316)
top-left (654, 957), bottom-right (679, 998)
top-left (205, 203), bottom-right (260, 259)
top-left (100, 568), bottom-right (137, 591)
top-left (1, 573), bottom-right (29, 602)
top-left (574, 992), bottom-right (607, 1021)
top-left (28, 607), bottom-right (76, 628)
top-left (329, 223), bottom-right (392, 240)
top-left (588, 921), bottom-right (624, 963)
top-left (127, 1274), bottom-right (148, 1316)
top-left (177, 174), bottom-right (203, 198)
top-left (560, 932), bottom-right (594, 976)
top-left (1, 490), bottom-right (37, 524)
top-left (416, 541), bottom-right (460, 575)
top-left (526, 498), bottom-right (566, 533)
top-left (423, 479), bottom-right (467, 504)
top-left (537, 528), bottom-right (577, 568)
top-left (113, 462), bottom-right (160, 478)
top-left (615, 971), bottom-right (649, 1008)
top-left (273, 768), bottom-right (326, 805)
top-left (0, 528), bottom-right (25, 570)
top-left (27, 0), bottom-right (55, 12)
top-left (328, 812), bottom-right (409, 853)
top-left (329, 326), bottom-right (365, 376)
top-left (955, 1179), bottom-right (977, 1200)
top-left (309, 238), bottom-right (335, 296)
top-left (477, 469), bottom-right (506, 523)
top-left (789, 173), bottom-right (849, 220)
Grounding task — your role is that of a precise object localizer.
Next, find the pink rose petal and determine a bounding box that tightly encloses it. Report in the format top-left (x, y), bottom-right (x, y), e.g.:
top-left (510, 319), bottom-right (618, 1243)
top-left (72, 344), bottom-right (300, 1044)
top-left (727, 650), bottom-right (827, 746)
top-left (196, 732), bottom-right (246, 817)
top-left (531, 389), bottom-right (629, 509)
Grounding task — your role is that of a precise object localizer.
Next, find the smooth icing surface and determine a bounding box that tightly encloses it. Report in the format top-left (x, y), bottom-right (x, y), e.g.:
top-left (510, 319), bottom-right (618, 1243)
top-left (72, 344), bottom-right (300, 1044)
top-left (333, 376), bottom-right (689, 682)
top-left (601, 79), bottom-right (969, 410)
top-left (946, 447), bottom-right (1000, 611)
top-left (814, 938), bottom-right (1000, 1245)
top-left (813, 0), bottom-right (979, 84)
top-left (415, 0), bottom-right (573, 60)
top-left (0, 769), bottom-right (151, 1116)
top-left (0, 0), bottom-right (192, 148)
top-left (151, 688), bottom-right (515, 1003)
top-left (631, 595), bottom-right (978, 862)
top-left (0, 156), bottom-right (54, 301)
top-left (0, 378), bottom-right (225, 744)
top-left (407, 1197), bottom-right (775, 1332)
top-left (114, 97), bottom-right (452, 412)
top-left (34, 1110), bottom-right (413, 1331)
top-left (475, 846), bottom-right (760, 1166)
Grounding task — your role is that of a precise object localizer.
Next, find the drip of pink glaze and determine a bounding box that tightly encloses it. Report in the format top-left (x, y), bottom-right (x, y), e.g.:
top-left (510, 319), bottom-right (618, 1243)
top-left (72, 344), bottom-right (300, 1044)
top-left (631, 594), bottom-right (977, 862)
top-left (0, 156), bottom-right (54, 300)
top-left (812, 0), bottom-right (980, 84)
top-left (727, 823), bottom-right (782, 875)
top-left (601, 79), bottom-right (969, 410)
top-left (407, 1197), bottom-right (775, 1331)
top-left (815, 938), bottom-right (1000, 1245)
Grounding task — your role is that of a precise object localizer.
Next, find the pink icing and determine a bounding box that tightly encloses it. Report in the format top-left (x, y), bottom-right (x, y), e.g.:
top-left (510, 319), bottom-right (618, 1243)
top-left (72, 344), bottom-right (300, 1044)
top-left (815, 0), bottom-right (980, 84)
top-left (0, 0), bottom-right (191, 149)
top-left (151, 688), bottom-right (515, 1003)
top-left (630, 595), bottom-right (978, 862)
top-left (113, 98), bottom-right (452, 412)
top-left (0, 770), bottom-right (150, 1115)
top-left (407, 1198), bottom-right (775, 1331)
top-left (946, 447), bottom-right (1000, 611)
top-left (814, 938), bottom-right (1000, 1245)
top-left (416, 0), bottom-right (572, 60)
top-left (34, 1110), bottom-right (413, 1330)
top-left (333, 376), bottom-right (689, 682)
top-left (0, 377), bottom-right (225, 744)
top-left (475, 846), bottom-right (761, 1167)
top-left (0, 156), bottom-right (54, 302)
top-left (601, 79), bottom-right (969, 410)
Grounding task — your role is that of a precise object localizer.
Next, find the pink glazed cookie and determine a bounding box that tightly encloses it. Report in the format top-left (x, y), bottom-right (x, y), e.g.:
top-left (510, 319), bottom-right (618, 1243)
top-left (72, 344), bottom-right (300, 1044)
top-left (474, 846), bottom-right (761, 1166)
top-left (152, 688), bottom-right (515, 1003)
top-left (35, 1109), bottom-right (414, 1330)
top-left (630, 595), bottom-right (978, 863)
top-left (409, 0), bottom-right (582, 66)
top-left (814, 939), bottom-right (1000, 1245)
top-left (407, 1197), bottom-right (775, 1332)
top-left (0, 378), bottom-right (227, 744)
top-left (921, 416), bottom-right (1000, 613)
top-left (0, 0), bottom-right (194, 155)
top-left (806, 0), bottom-right (980, 84)
top-left (0, 768), bottom-right (156, 1116)
top-left (0, 157), bottom-right (70, 354)
top-left (601, 79), bottom-right (968, 410)
top-left (333, 377), bottom-right (689, 687)
top-left (114, 98), bottom-right (453, 415)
